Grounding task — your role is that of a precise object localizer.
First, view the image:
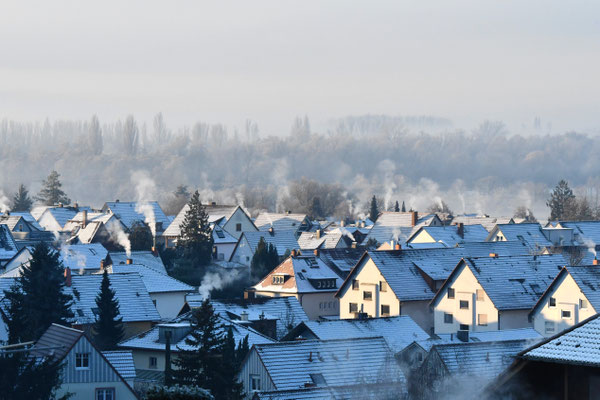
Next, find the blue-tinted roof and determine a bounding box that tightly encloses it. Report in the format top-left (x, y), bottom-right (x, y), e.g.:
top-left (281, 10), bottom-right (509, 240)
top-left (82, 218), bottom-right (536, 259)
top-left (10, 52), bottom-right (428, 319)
top-left (60, 243), bottom-right (108, 272)
top-left (561, 221), bottom-right (600, 246)
top-left (103, 201), bottom-right (170, 231)
top-left (110, 263), bottom-right (193, 294)
top-left (566, 266), bottom-right (600, 310)
top-left (242, 230), bottom-right (299, 257)
top-left (412, 224), bottom-right (489, 246)
top-left (490, 223), bottom-right (552, 250)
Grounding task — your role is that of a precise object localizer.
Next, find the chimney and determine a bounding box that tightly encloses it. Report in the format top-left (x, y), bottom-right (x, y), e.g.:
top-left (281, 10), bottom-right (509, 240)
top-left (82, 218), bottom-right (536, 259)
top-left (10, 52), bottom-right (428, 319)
top-left (457, 223), bottom-right (464, 238)
top-left (244, 290), bottom-right (256, 302)
top-left (457, 330), bottom-right (469, 343)
top-left (240, 311), bottom-right (249, 321)
top-left (594, 258), bottom-right (599, 266)
top-left (126, 258), bottom-right (133, 265)
top-left (286, 210), bottom-right (291, 215)
top-left (116, 199), bottom-right (120, 203)
top-left (411, 211), bottom-right (418, 227)
top-left (316, 229), bottom-right (321, 239)
top-left (100, 259), bottom-right (105, 270)
top-left (58, 202), bottom-right (63, 208)
top-left (81, 210), bottom-right (88, 229)
top-left (74, 202), bottom-right (78, 209)
top-left (394, 243), bottom-right (401, 251)
top-left (211, 201), bottom-right (216, 206)
top-left (340, 220), bottom-right (345, 227)
top-left (351, 241), bottom-right (357, 249)
top-left (268, 226), bottom-right (274, 235)
top-left (314, 249), bottom-right (319, 257)
top-left (64, 268), bottom-right (72, 287)
top-left (291, 249), bottom-right (297, 257)
top-left (151, 246), bottom-right (158, 257)
top-left (489, 253), bottom-right (498, 258)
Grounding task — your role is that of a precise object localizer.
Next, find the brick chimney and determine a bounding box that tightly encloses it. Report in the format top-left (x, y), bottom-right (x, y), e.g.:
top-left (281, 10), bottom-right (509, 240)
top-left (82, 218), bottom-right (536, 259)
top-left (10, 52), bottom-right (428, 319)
top-left (395, 243), bottom-right (401, 251)
top-left (81, 210), bottom-right (88, 229)
top-left (351, 241), bottom-right (357, 249)
top-left (100, 260), bottom-right (105, 270)
top-left (316, 229), bottom-right (321, 239)
top-left (457, 222), bottom-right (464, 238)
top-left (151, 246), bottom-right (158, 257)
top-left (64, 268), bottom-right (72, 287)
top-left (291, 249), bottom-right (297, 257)
top-left (594, 258), bottom-right (599, 266)
top-left (411, 211), bottom-right (418, 227)
top-left (314, 249), bottom-right (319, 257)
top-left (489, 253), bottom-right (498, 258)
top-left (126, 258), bottom-right (133, 265)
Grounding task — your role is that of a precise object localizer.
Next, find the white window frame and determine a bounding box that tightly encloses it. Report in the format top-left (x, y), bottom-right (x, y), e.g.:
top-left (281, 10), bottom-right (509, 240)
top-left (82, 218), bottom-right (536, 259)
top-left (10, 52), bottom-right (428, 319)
top-left (96, 387), bottom-right (115, 400)
top-left (250, 374), bottom-right (261, 391)
top-left (75, 352), bottom-right (90, 370)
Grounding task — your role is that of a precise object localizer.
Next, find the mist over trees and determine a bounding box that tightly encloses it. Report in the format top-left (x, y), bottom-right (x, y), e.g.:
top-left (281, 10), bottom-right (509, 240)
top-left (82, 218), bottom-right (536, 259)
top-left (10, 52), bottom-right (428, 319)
top-left (2, 114), bottom-right (600, 219)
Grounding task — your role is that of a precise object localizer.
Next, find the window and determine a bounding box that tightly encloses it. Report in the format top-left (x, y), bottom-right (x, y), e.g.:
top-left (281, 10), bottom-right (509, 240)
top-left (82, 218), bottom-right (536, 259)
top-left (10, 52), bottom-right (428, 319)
top-left (549, 297), bottom-right (556, 307)
top-left (349, 303), bottom-right (358, 313)
top-left (363, 291), bottom-right (373, 301)
top-left (562, 310), bottom-right (572, 319)
top-left (545, 321), bottom-right (555, 334)
top-left (580, 299), bottom-right (588, 309)
top-left (460, 300), bottom-right (469, 310)
top-left (448, 288), bottom-right (455, 299)
top-left (96, 388), bottom-right (115, 400)
top-left (149, 356), bottom-right (157, 369)
top-left (250, 374), bottom-right (261, 391)
top-left (478, 314), bottom-right (488, 326)
top-left (272, 275), bottom-right (285, 285)
top-left (381, 305), bottom-right (390, 316)
top-left (380, 281), bottom-right (387, 292)
top-left (236, 223), bottom-right (242, 232)
top-left (459, 324), bottom-right (469, 331)
top-left (476, 289), bottom-right (484, 301)
top-left (152, 299), bottom-right (157, 307)
top-left (444, 313), bottom-right (453, 324)
top-left (75, 353), bottom-right (89, 369)
top-left (417, 352), bottom-right (423, 362)
top-left (352, 280), bottom-right (359, 290)
top-left (310, 373), bottom-right (327, 385)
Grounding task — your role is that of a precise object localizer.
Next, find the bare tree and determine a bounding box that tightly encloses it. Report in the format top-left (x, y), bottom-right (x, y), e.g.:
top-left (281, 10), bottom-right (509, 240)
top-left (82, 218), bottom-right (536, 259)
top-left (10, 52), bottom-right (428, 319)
top-left (122, 115), bottom-right (139, 155)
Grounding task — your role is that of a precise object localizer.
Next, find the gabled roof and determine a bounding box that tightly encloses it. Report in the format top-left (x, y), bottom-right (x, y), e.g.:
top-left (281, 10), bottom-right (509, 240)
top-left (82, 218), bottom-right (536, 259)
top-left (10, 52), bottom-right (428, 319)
top-left (0, 225), bottom-right (18, 262)
top-left (102, 350), bottom-right (136, 381)
top-left (31, 206), bottom-right (79, 229)
top-left (119, 315), bottom-right (274, 351)
top-left (253, 255), bottom-right (343, 295)
top-left (317, 248), bottom-right (365, 277)
top-left (0, 215), bottom-right (26, 231)
top-left (409, 224), bottom-right (489, 247)
top-left (110, 263), bottom-right (193, 294)
top-left (365, 212), bottom-right (440, 245)
top-left (415, 328), bottom-right (542, 353)
top-left (254, 212), bottom-right (311, 232)
top-left (110, 251), bottom-right (167, 274)
top-left (2, 212), bottom-right (44, 231)
top-left (163, 204), bottom-right (247, 237)
top-left (236, 230), bottom-right (299, 258)
top-left (283, 315), bottom-right (430, 353)
top-left (451, 215), bottom-right (514, 232)
top-left (559, 221), bottom-right (600, 246)
top-left (30, 323), bottom-right (83, 361)
top-left (102, 201), bottom-right (170, 231)
top-left (486, 223), bottom-right (552, 250)
top-left (519, 313), bottom-right (600, 366)
top-left (212, 225), bottom-right (237, 244)
top-left (60, 243), bottom-right (108, 272)
top-left (431, 254), bottom-right (566, 311)
top-left (297, 228), bottom-right (357, 250)
top-left (251, 337), bottom-right (405, 391)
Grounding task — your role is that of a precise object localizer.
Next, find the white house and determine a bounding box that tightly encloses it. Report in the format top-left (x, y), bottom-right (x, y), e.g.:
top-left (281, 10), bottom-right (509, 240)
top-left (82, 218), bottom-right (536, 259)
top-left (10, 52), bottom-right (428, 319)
top-left (407, 223), bottom-right (489, 248)
top-left (229, 229), bottom-right (299, 267)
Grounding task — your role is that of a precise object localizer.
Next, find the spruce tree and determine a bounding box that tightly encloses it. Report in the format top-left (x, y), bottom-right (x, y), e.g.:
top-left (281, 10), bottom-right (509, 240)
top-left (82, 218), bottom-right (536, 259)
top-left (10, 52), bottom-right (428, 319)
top-left (2, 242), bottom-right (74, 343)
top-left (547, 180), bottom-right (575, 221)
top-left (221, 327), bottom-right (245, 400)
top-left (177, 191), bottom-right (213, 267)
top-left (394, 200), bottom-right (400, 212)
top-left (0, 351), bottom-right (67, 399)
top-left (236, 334), bottom-right (249, 367)
top-left (92, 270), bottom-right (124, 350)
top-left (173, 300), bottom-right (223, 391)
top-left (369, 195), bottom-right (379, 222)
top-left (401, 200), bottom-right (406, 212)
top-left (11, 184), bottom-right (33, 212)
top-left (36, 170), bottom-right (70, 206)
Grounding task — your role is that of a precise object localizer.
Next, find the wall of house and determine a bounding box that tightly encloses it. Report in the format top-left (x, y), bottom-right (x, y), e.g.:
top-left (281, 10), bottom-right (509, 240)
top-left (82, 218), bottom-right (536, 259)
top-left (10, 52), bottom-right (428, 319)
top-left (57, 381), bottom-right (136, 400)
top-left (238, 348), bottom-right (275, 399)
top-left (409, 231), bottom-right (436, 244)
top-left (215, 242), bottom-right (236, 261)
top-left (2, 249), bottom-right (32, 275)
top-left (299, 291), bottom-right (339, 320)
top-left (230, 237), bottom-right (253, 266)
top-left (122, 321), bottom-right (155, 340)
top-left (38, 212), bottom-right (63, 232)
top-left (402, 300), bottom-right (434, 334)
top-left (533, 273), bottom-right (596, 336)
top-left (224, 209), bottom-right (257, 239)
top-left (130, 348), bottom-right (169, 371)
top-left (498, 309), bottom-right (530, 330)
top-left (338, 258), bottom-right (401, 320)
top-left (433, 264), bottom-right (499, 334)
top-left (151, 292), bottom-right (187, 320)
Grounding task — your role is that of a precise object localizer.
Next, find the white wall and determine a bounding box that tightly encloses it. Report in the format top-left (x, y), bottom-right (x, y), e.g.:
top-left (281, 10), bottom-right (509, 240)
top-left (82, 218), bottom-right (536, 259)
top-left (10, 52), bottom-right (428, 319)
top-left (498, 310), bottom-right (530, 330)
top-left (38, 212), bottom-right (63, 232)
top-left (224, 208), bottom-right (257, 239)
top-left (239, 348), bottom-right (275, 399)
top-left (215, 242), bottom-right (237, 262)
top-left (151, 292), bottom-right (187, 320)
top-left (230, 236), bottom-right (253, 265)
top-left (58, 380), bottom-right (136, 400)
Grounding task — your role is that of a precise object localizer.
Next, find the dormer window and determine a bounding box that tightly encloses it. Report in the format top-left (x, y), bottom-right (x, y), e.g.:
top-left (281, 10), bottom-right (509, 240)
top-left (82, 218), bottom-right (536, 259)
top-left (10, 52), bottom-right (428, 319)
top-left (272, 275), bottom-right (285, 285)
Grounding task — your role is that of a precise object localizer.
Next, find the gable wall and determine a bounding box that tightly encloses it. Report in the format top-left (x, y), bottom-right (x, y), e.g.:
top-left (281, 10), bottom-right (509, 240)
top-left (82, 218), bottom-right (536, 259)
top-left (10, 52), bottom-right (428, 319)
top-left (409, 230), bottom-right (436, 244)
top-left (38, 212), bottom-right (63, 232)
top-left (223, 208), bottom-right (257, 239)
top-left (230, 236), bottom-right (254, 266)
top-left (239, 348), bottom-right (275, 398)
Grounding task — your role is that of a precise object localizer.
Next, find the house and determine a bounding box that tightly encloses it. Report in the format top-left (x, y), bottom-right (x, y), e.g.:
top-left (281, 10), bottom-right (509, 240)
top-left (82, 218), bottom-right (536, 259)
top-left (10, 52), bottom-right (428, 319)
top-left (109, 263), bottom-right (193, 319)
top-left (212, 225), bottom-right (238, 261)
top-left (0, 246), bottom-right (35, 277)
top-left (119, 315), bottom-right (274, 384)
top-left (0, 224), bottom-right (19, 267)
top-left (60, 243), bottom-right (110, 274)
top-left (486, 223), bottom-right (552, 252)
top-left (238, 337), bottom-right (406, 398)
top-left (451, 214), bottom-right (514, 232)
top-left (407, 223), bottom-right (489, 248)
top-left (316, 247), bottom-right (365, 279)
top-left (253, 212), bottom-right (313, 235)
top-left (102, 201), bottom-right (170, 238)
top-left (110, 250), bottom-right (167, 274)
top-left (430, 254), bottom-right (566, 335)
top-left (364, 211), bottom-right (442, 246)
top-left (282, 315), bottom-right (430, 356)
top-left (0, 213), bottom-right (37, 239)
top-left (163, 204), bottom-right (257, 248)
top-left (297, 228), bottom-right (359, 250)
top-left (64, 211), bottom-right (127, 246)
top-left (416, 338), bottom-right (537, 400)
top-left (28, 323), bottom-right (138, 399)
top-left (31, 205), bottom-right (80, 232)
top-left (489, 313), bottom-right (600, 400)
top-left (229, 229), bottom-right (299, 267)
top-left (529, 265), bottom-right (600, 337)
top-left (249, 251), bottom-right (344, 320)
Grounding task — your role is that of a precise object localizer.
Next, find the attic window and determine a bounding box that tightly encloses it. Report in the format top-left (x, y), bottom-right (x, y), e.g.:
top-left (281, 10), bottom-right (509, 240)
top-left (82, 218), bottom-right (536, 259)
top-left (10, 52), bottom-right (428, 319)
top-left (76, 309), bottom-right (84, 317)
top-left (310, 373), bottom-right (327, 385)
top-left (380, 281), bottom-right (387, 292)
top-left (580, 299), bottom-right (588, 309)
top-left (448, 288), bottom-right (455, 299)
top-left (549, 297), bottom-right (556, 307)
top-left (352, 280), bottom-right (359, 290)
top-left (272, 275), bottom-right (285, 285)
top-left (216, 230), bottom-right (225, 239)
top-left (562, 310), bottom-right (572, 319)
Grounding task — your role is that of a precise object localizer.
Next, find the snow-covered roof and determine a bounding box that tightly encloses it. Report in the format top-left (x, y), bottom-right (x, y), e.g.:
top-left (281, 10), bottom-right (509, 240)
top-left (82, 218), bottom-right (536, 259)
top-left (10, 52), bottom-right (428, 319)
top-left (451, 215), bottom-right (514, 232)
top-left (162, 204), bottom-right (241, 238)
top-left (212, 225), bottom-right (237, 244)
top-left (110, 251), bottom-right (167, 274)
top-left (521, 313), bottom-right (600, 366)
top-left (487, 223), bottom-right (552, 250)
top-left (254, 212), bottom-right (311, 232)
top-left (286, 315), bottom-right (430, 354)
top-left (60, 243), bottom-right (108, 272)
top-left (110, 263), bottom-right (193, 294)
top-left (423, 328), bottom-right (543, 352)
top-left (252, 337), bottom-right (405, 391)
top-left (317, 248), bottom-right (365, 277)
top-left (102, 201), bottom-right (169, 232)
top-left (238, 230), bottom-right (299, 257)
top-left (3, 212), bottom-right (44, 231)
top-left (559, 221), bottom-right (600, 247)
top-left (102, 350), bottom-right (136, 381)
top-left (365, 212), bottom-right (439, 245)
top-left (32, 206), bottom-right (78, 229)
top-left (0, 225), bottom-right (18, 263)
top-left (409, 224), bottom-right (489, 247)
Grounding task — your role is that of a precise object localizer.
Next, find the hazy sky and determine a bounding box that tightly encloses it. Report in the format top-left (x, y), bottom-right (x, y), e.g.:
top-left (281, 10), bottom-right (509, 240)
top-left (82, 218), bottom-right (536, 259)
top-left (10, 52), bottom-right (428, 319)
top-left (1, 1), bottom-right (599, 135)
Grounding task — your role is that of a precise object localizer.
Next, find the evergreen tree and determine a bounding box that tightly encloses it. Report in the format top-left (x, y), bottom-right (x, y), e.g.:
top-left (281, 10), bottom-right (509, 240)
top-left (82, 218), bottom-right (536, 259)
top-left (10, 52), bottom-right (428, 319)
top-left (394, 200), bottom-right (400, 212)
top-left (369, 195), bottom-right (379, 222)
top-left (129, 221), bottom-right (153, 251)
top-left (401, 201), bottom-right (406, 212)
top-left (250, 238), bottom-right (279, 282)
top-left (2, 243), bottom-right (73, 343)
top-left (36, 170), bottom-right (70, 206)
top-left (236, 335), bottom-right (249, 367)
top-left (177, 191), bottom-right (213, 267)
top-left (547, 180), bottom-right (575, 221)
top-left (221, 327), bottom-right (244, 400)
top-left (173, 300), bottom-right (223, 392)
top-left (92, 270), bottom-right (124, 350)
top-left (11, 184), bottom-right (33, 212)
top-left (0, 351), bottom-right (67, 399)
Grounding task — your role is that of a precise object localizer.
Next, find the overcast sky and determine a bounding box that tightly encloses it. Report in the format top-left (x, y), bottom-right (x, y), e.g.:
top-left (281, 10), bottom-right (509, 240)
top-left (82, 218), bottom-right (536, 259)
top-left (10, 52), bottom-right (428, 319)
top-left (1, 1), bottom-right (599, 135)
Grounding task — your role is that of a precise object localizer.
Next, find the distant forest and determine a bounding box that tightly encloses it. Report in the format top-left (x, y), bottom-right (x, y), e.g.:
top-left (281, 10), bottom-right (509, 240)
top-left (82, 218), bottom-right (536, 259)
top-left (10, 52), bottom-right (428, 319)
top-left (1, 114), bottom-right (599, 220)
